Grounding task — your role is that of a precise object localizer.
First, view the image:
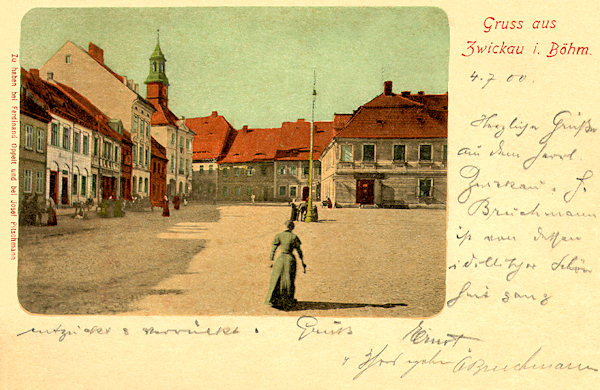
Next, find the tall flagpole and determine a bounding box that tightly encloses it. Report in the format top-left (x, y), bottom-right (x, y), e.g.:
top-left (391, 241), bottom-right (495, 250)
top-left (305, 70), bottom-right (316, 222)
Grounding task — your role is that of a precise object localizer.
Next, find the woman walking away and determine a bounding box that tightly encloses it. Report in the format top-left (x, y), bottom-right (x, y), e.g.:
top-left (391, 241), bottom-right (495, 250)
top-left (265, 220), bottom-right (307, 310)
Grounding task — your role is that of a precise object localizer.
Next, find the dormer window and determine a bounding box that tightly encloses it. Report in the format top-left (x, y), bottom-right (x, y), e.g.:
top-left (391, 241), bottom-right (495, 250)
top-left (65, 55), bottom-right (71, 64)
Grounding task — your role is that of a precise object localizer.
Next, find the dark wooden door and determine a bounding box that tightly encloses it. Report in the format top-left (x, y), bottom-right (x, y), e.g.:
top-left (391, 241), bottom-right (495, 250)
top-left (302, 186), bottom-right (309, 201)
top-left (356, 179), bottom-right (374, 204)
top-left (61, 176), bottom-right (69, 205)
top-left (49, 171), bottom-right (58, 204)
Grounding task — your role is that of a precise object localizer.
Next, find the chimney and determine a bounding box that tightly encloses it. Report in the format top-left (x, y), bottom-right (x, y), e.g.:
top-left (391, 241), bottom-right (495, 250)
top-left (211, 111), bottom-right (218, 117)
top-left (418, 91), bottom-right (424, 95)
top-left (46, 72), bottom-right (53, 81)
top-left (242, 125), bottom-right (248, 132)
top-left (88, 43), bottom-right (104, 64)
top-left (384, 81), bottom-right (393, 96)
top-left (30, 69), bottom-right (40, 79)
top-left (134, 83), bottom-right (139, 93)
top-left (401, 91), bottom-right (411, 97)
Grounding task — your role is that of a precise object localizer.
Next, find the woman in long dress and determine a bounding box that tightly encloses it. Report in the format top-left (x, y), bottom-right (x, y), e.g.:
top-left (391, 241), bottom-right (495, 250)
top-left (265, 220), bottom-right (307, 310)
top-left (162, 196), bottom-right (170, 217)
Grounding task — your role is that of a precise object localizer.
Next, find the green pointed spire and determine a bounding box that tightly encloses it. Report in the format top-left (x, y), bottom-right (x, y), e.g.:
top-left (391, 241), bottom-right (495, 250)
top-left (145, 29), bottom-right (169, 85)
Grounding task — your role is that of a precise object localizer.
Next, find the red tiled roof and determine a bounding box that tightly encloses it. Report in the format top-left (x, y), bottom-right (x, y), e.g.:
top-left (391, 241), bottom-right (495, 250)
top-left (186, 112), bottom-right (236, 161)
top-left (21, 68), bottom-right (119, 140)
top-left (150, 136), bottom-right (168, 160)
top-left (336, 88), bottom-right (447, 139)
top-left (219, 127), bottom-right (281, 164)
top-left (20, 94), bottom-right (52, 123)
top-left (149, 101), bottom-right (180, 127)
top-left (275, 120), bottom-right (334, 160)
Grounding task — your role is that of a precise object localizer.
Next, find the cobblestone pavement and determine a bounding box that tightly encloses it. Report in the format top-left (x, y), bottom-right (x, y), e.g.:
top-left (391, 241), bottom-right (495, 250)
top-left (128, 205), bottom-right (446, 318)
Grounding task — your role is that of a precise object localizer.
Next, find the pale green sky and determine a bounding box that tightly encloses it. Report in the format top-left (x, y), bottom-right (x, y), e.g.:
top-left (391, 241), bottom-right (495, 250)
top-left (21, 7), bottom-right (448, 128)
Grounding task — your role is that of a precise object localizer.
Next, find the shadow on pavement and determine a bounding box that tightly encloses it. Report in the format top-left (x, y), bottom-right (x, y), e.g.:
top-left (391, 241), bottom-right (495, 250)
top-left (288, 301), bottom-right (407, 311)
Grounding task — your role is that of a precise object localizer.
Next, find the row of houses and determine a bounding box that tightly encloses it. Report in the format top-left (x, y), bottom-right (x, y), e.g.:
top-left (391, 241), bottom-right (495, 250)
top-left (187, 81), bottom-right (448, 208)
top-left (19, 36), bottom-right (448, 210)
top-left (19, 37), bottom-right (193, 208)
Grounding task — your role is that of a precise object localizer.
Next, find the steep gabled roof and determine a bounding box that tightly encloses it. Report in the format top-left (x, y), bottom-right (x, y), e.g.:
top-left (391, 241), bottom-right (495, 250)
top-left (20, 94), bottom-right (52, 123)
top-left (53, 81), bottom-right (122, 141)
top-left (219, 127), bottom-right (281, 164)
top-left (21, 68), bottom-right (120, 141)
top-left (275, 119), bottom-right (334, 160)
top-left (186, 111), bottom-right (236, 161)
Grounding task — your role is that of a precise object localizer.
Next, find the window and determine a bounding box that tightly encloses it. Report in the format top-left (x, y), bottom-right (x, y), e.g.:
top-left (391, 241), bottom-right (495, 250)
top-left (303, 166), bottom-right (309, 175)
top-left (171, 133), bottom-right (175, 145)
top-left (179, 157), bottom-right (184, 173)
top-left (92, 174), bottom-right (97, 197)
top-left (144, 178), bottom-right (148, 193)
top-left (170, 154), bottom-right (174, 172)
top-left (93, 137), bottom-right (99, 156)
top-left (115, 146), bottom-right (120, 162)
top-left (341, 145), bottom-right (352, 162)
top-left (36, 171), bottom-right (43, 193)
top-left (23, 169), bottom-right (32, 193)
top-left (139, 177), bottom-right (143, 193)
top-left (393, 144), bottom-right (406, 162)
top-left (247, 167), bottom-right (253, 176)
top-left (222, 186), bottom-right (228, 197)
top-left (146, 121), bottom-right (150, 137)
top-left (290, 166), bottom-right (297, 176)
top-left (139, 146), bottom-right (143, 165)
top-left (199, 166), bottom-right (204, 174)
top-left (73, 131), bottom-right (80, 153)
top-left (279, 166), bottom-right (286, 175)
top-left (209, 165), bottom-right (213, 174)
top-left (279, 186), bottom-right (286, 196)
top-left (145, 148), bottom-right (149, 166)
top-left (186, 139), bottom-right (191, 151)
top-left (36, 128), bottom-right (45, 152)
top-left (62, 127), bottom-right (70, 150)
top-left (153, 62), bottom-right (157, 72)
top-left (133, 176), bottom-right (137, 193)
top-left (235, 168), bottom-right (240, 177)
top-left (133, 115), bottom-right (139, 133)
top-left (222, 168), bottom-right (228, 177)
top-left (235, 186), bottom-right (241, 196)
top-left (72, 174), bottom-right (78, 195)
top-left (442, 144), bottom-right (448, 163)
top-left (107, 142), bottom-right (112, 160)
top-left (186, 160), bottom-right (190, 174)
top-left (133, 146), bottom-right (138, 165)
top-left (419, 178), bottom-right (432, 197)
top-left (261, 166), bottom-right (267, 175)
top-left (65, 54), bottom-right (71, 64)
top-left (51, 123), bottom-right (59, 146)
top-left (363, 144), bottom-right (375, 162)
top-left (24, 125), bottom-right (33, 149)
top-left (419, 145), bottom-right (432, 161)
top-left (81, 176), bottom-right (86, 196)
top-left (290, 186), bottom-right (297, 197)
top-left (82, 134), bottom-right (89, 155)
top-left (179, 136), bottom-right (184, 149)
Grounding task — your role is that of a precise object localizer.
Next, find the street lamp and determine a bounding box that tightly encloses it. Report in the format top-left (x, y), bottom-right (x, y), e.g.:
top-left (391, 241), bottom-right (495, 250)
top-left (305, 70), bottom-right (317, 222)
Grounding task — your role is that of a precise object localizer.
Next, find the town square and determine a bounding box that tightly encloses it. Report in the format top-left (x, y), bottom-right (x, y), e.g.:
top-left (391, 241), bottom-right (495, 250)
top-left (17, 7), bottom-right (448, 316)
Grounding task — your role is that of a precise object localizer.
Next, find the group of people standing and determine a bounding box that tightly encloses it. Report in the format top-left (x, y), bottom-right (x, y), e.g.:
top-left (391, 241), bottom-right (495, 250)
top-left (289, 201), bottom-right (319, 222)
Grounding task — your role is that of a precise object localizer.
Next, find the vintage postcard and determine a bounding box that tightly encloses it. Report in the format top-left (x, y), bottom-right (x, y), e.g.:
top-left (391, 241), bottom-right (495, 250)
top-left (1, 1), bottom-right (599, 389)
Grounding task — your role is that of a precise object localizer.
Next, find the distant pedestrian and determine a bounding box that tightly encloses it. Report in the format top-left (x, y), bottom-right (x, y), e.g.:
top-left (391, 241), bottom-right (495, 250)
top-left (251, 194), bottom-right (256, 205)
top-left (290, 203), bottom-right (298, 221)
top-left (173, 195), bottom-right (180, 210)
top-left (265, 220), bottom-right (307, 310)
top-left (299, 201), bottom-right (307, 221)
top-left (47, 198), bottom-right (57, 226)
top-left (311, 205), bottom-right (319, 222)
top-left (162, 196), bottom-right (170, 217)
top-left (326, 197), bottom-right (332, 209)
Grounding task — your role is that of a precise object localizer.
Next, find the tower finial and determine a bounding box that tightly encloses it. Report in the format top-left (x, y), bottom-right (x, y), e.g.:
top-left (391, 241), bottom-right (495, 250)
top-left (157, 29), bottom-right (160, 45)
